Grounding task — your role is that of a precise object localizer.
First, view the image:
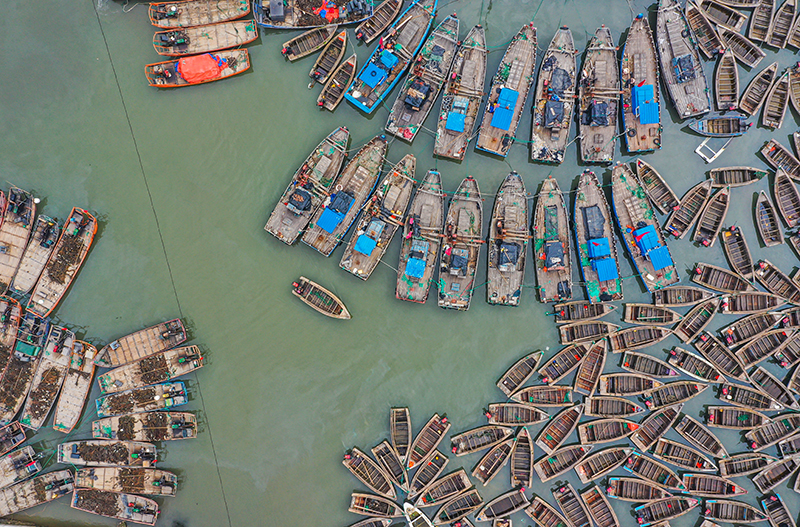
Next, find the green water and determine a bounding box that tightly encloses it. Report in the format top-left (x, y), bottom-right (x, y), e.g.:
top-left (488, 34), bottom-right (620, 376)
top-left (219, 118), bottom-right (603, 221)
top-left (2, 0), bottom-right (800, 526)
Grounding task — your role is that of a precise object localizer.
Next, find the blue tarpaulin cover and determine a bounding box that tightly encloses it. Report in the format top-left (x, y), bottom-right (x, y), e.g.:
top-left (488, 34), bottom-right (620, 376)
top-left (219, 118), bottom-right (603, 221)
top-left (632, 84), bottom-right (659, 125)
top-left (587, 237), bottom-right (611, 259)
top-left (354, 234), bottom-right (377, 255)
top-left (380, 50), bottom-right (399, 69)
top-left (446, 112), bottom-right (466, 132)
top-left (316, 207), bottom-right (344, 233)
top-left (360, 62), bottom-right (386, 88)
top-left (633, 225), bottom-right (659, 255)
top-left (592, 257), bottom-right (619, 282)
top-left (405, 257), bottom-right (426, 278)
top-left (648, 245), bottom-right (674, 271)
top-left (491, 88), bottom-right (519, 130)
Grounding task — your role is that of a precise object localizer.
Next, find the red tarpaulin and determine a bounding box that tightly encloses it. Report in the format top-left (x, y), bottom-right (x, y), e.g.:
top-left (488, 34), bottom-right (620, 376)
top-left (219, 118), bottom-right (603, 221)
top-left (177, 54), bottom-right (226, 83)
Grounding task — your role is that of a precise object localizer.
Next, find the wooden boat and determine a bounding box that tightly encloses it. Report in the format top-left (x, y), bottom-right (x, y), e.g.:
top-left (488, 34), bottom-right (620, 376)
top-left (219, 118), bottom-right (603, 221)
top-left (475, 489), bottom-right (528, 522)
top-left (717, 381), bottom-right (782, 410)
top-left (385, 15), bottom-right (460, 143)
top-left (762, 70), bottom-right (790, 129)
top-left (318, 54), bottom-right (357, 110)
top-left (95, 319), bottom-right (186, 369)
top-left (761, 138), bottom-right (800, 180)
top-left (740, 62), bottom-right (779, 114)
top-left (52, 341), bottom-right (96, 434)
top-left (390, 407), bottom-right (410, 464)
top-left (762, 494), bottom-right (796, 527)
top-left (145, 49), bottom-right (250, 87)
top-left (525, 496), bottom-right (571, 527)
top-left (667, 346), bottom-right (724, 382)
top-left (97, 346), bottom-right (202, 395)
top-left (750, 0), bottom-right (776, 42)
top-left (630, 403), bottom-right (683, 451)
top-left (434, 489), bottom-right (483, 525)
top-left (349, 493), bottom-right (403, 518)
top-left (496, 350), bottom-right (543, 397)
top-left (584, 396), bottom-right (645, 417)
top-left (779, 433), bottom-right (800, 456)
top-left (746, 413), bottom-right (800, 449)
top-left (720, 452), bottom-right (776, 476)
top-left (10, 214), bottom-right (59, 295)
top-left (354, 0), bottom-right (402, 45)
top-left (558, 321), bottom-right (618, 344)
top-left (711, 167), bottom-right (766, 188)
top-left (438, 176), bottom-right (482, 311)
top-left (580, 485), bottom-right (619, 527)
top-left (345, 0), bottom-right (437, 114)
top-left (791, 66), bottom-right (800, 112)
top-left (340, 154), bottom-right (415, 280)
top-left (372, 440), bottom-right (408, 492)
top-left (657, 0), bottom-right (711, 118)
top-left (153, 19), bottom-right (258, 56)
top-left (704, 499), bottom-right (769, 523)
top-left (281, 25), bottom-right (337, 62)
top-left (149, 0), bottom-right (250, 29)
top-left (0, 423), bottom-right (24, 459)
top-left (715, 50), bottom-right (739, 111)
top-left (720, 227), bottom-right (754, 280)
top-left (755, 260), bottom-right (800, 304)
top-left (0, 296), bottom-right (21, 378)
top-left (450, 426), bottom-right (513, 456)
top-left (654, 285), bottom-right (714, 306)
top-left (621, 14), bottom-right (661, 152)
top-left (486, 173), bottom-right (528, 306)
top-left (413, 469), bottom-right (470, 507)
top-left (665, 180), bottom-right (712, 238)
top-left (96, 381), bottom-right (187, 419)
top-left (620, 351), bottom-right (679, 377)
top-left (673, 298), bottom-right (720, 342)
top-left (717, 26), bottom-right (766, 67)
top-left (396, 170), bottom-right (445, 304)
top-left (302, 136), bottom-right (388, 256)
top-left (510, 384), bottom-right (574, 407)
top-left (309, 30), bottom-right (346, 86)
top-left (510, 427), bottom-right (533, 488)
top-left (76, 466), bottom-right (177, 497)
top-left (553, 301), bottom-right (615, 323)
top-left (747, 345), bottom-right (797, 385)
top-left (599, 373), bottom-right (662, 396)
top-left (707, 405), bottom-right (769, 429)
top-left (574, 170), bottom-right (623, 302)
top-left (533, 444), bottom-right (592, 482)
top-left (775, 169), bottom-right (800, 228)
top-left (694, 187), bottom-right (730, 246)
top-left (0, 313), bottom-right (49, 426)
top-left (536, 404), bottom-right (583, 454)
top-left (574, 341), bottom-right (607, 396)
top-left (607, 476), bottom-right (672, 502)
top-left (19, 325), bottom-right (75, 430)
top-left (610, 163), bottom-right (680, 291)
top-left (0, 469), bottom-right (73, 517)
top-left (624, 451), bottom-right (685, 491)
top-left (756, 191), bottom-right (784, 246)
top-left (27, 208), bottom-right (96, 317)
top-left (780, 336), bottom-right (800, 367)
top-left (635, 497), bottom-right (698, 525)
top-left (574, 447), bottom-right (631, 483)
top-left (538, 343), bottom-right (589, 384)
top-left (72, 488), bottom-right (159, 525)
top-left (752, 456), bottom-right (800, 492)
top-left (579, 26), bottom-right (619, 164)
top-left (0, 188), bottom-right (32, 294)
top-left (408, 414), bottom-right (450, 470)
top-left (529, 27), bottom-right (576, 164)
top-left (765, 0), bottom-right (796, 47)
top-left (486, 403), bottom-right (548, 426)
top-left (636, 159), bottom-right (679, 215)
top-left (552, 483), bottom-right (591, 527)
top-left (622, 305), bottom-right (681, 326)
top-left (0, 447), bottom-right (40, 488)
top-left (475, 24), bottom-right (537, 157)
top-left (578, 418), bottom-right (638, 445)
top-left (686, 1), bottom-right (724, 57)
top-left (407, 450), bottom-right (448, 499)
top-left (652, 437), bottom-right (717, 471)
top-left (694, 332), bottom-right (747, 379)
top-left (692, 263), bottom-right (752, 293)
top-left (533, 177), bottom-right (572, 303)
top-left (675, 413), bottom-right (728, 456)
top-left (292, 277), bottom-right (351, 319)
top-left (690, 115), bottom-right (750, 136)
top-left (683, 473), bottom-right (746, 497)
top-left (92, 411), bottom-right (197, 441)
top-left (58, 440), bottom-right (157, 467)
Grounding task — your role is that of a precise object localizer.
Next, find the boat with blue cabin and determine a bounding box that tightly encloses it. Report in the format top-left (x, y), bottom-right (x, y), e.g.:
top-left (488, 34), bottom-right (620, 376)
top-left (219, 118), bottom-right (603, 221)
top-left (620, 14), bottom-right (661, 152)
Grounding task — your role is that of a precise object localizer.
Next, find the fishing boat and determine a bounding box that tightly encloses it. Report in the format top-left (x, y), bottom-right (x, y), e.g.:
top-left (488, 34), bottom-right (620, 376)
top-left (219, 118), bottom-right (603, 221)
top-left (538, 343), bottom-right (590, 384)
top-left (450, 426), bottom-right (513, 456)
top-left (711, 167), bottom-right (765, 188)
top-left (153, 19), bottom-right (258, 56)
top-left (635, 497), bottom-right (698, 525)
top-left (396, 170), bottom-right (445, 304)
top-left (608, 327), bottom-right (672, 353)
top-left (302, 136), bottom-right (388, 256)
top-left (95, 319), bottom-right (186, 369)
top-left (657, 0), bottom-right (711, 118)
top-left (624, 451), bottom-right (685, 491)
top-left (716, 382), bottom-right (782, 410)
top-left (52, 341), bottom-right (95, 434)
top-left (756, 191), bottom-right (784, 246)
top-left (0, 447), bottom-right (40, 488)
top-left (703, 499), bottom-right (769, 523)
top-left (654, 285), bottom-right (714, 306)
top-left (0, 469), bottom-right (73, 517)
top-left (694, 332), bottom-right (747, 379)
top-left (690, 115), bottom-right (750, 137)
top-left (694, 187), bottom-right (730, 246)
top-left (95, 381), bottom-right (187, 419)
top-left (667, 346), bottom-right (724, 382)
top-left (349, 493), bottom-right (403, 518)
top-left (584, 396), bottom-right (645, 417)
top-left (27, 208), bottom-right (96, 317)
top-left (599, 373), bottom-right (662, 396)
top-left (533, 444), bottom-right (592, 482)
top-left (761, 138), bottom-right (800, 180)
top-left (474, 488), bottom-right (528, 522)
top-left (475, 23), bottom-right (537, 157)
top-left (525, 496), bottom-right (571, 527)
top-left (438, 176), bottom-right (482, 311)
top-left (683, 473), bottom-right (745, 497)
top-left (264, 127), bottom-right (350, 243)
top-left (750, 0), bottom-right (776, 42)
top-left (535, 404), bottom-right (583, 454)
top-left (737, 330), bottom-right (794, 368)
top-left (740, 62), bottom-right (779, 115)
top-left (720, 227), bottom-right (753, 280)
top-left (652, 437), bottom-right (717, 471)
top-left (673, 298), bottom-right (719, 343)
top-left (149, 0), bottom-right (250, 29)
top-left (665, 180), bottom-right (713, 238)
top-left (675, 413), bottom-right (728, 456)
top-left (511, 385), bottom-right (574, 406)
top-left (580, 485), bottom-right (619, 527)
top-left (762, 70), bottom-right (790, 129)
top-left (407, 450), bottom-right (447, 499)
top-left (578, 418), bottom-right (638, 445)
top-left (752, 456), bottom-right (800, 492)
top-left (630, 403), bottom-right (683, 451)
top-left (766, 0), bottom-right (796, 47)
top-left (97, 346), bottom-right (202, 395)
top-left (558, 321), bottom-right (618, 344)
top-left (434, 25), bottom-right (487, 160)
top-left (58, 440), bottom-right (157, 467)
top-left (719, 452), bottom-right (776, 477)
top-left (413, 469), bottom-right (470, 507)
top-left (553, 301), bottom-right (614, 323)
top-left (254, 0), bottom-right (373, 28)
top-left (0, 314), bottom-right (49, 426)
top-left (372, 441), bottom-right (408, 492)
top-left (0, 188), bottom-right (32, 294)
top-left (636, 160), bottom-right (679, 215)
top-left (707, 405), bottom-right (769, 429)
top-left (354, 0), bottom-right (402, 44)
top-left (317, 54), bottom-right (357, 110)
top-left (294, 277), bottom-right (351, 319)
top-left (574, 447), bottom-right (631, 483)
top-left (408, 415), bottom-right (450, 471)
top-left (579, 26), bottom-right (619, 164)
top-left (92, 411), bottom-right (197, 441)
top-left (574, 170), bottom-right (623, 302)
top-left (780, 434), bottom-right (800, 456)
top-left (344, 0), bottom-right (437, 114)
top-left (496, 350), bottom-right (543, 397)
top-left (692, 264), bottom-right (752, 293)
top-left (761, 494), bottom-right (796, 527)
top-left (0, 296), bottom-right (21, 377)
top-left (622, 305), bottom-right (681, 326)
top-left (309, 30), bottom-right (346, 85)
top-left (71, 489), bottom-right (159, 526)
top-left (621, 14), bottom-right (661, 152)
top-left (746, 413), bottom-right (800, 450)
top-left (714, 50), bottom-right (739, 111)
top-left (486, 403), bottom-right (548, 426)
top-left (510, 427), bottom-right (533, 488)
top-left (776, 336), bottom-right (800, 367)
top-left (533, 178), bottom-right (572, 303)
top-left (389, 408), bottom-right (410, 464)
top-left (486, 173), bottom-right (528, 306)
top-left (339, 154), bottom-right (415, 280)
top-left (686, 1), bottom-right (724, 57)
top-left (144, 49), bottom-right (250, 87)
top-left (433, 488), bottom-right (483, 525)
top-left (607, 476), bottom-right (672, 502)
top-left (620, 350), bottom-right (679, 377)
top-left (574, 341), bottom-right (607, 396)
top-left (717, 26), bottom-right (765, 67)
top-left (791, 66), bottom-right (800, 112)
top-left (775, 169), bottom-right (800, 228)
top-left (19, 325), bottom-right (75, 430)
top-left (552, 483), bottom-right (592, 527)
top-left (724, 311), bottom-right (784, 344)
top-left (754, 260), bottom-right (800, 304)
top-left (76, 467), bottom-right (177, 497)
top-left (10, 214), bottom-right (59, 296)
top-left (0, 423), bottom-right (24, 458)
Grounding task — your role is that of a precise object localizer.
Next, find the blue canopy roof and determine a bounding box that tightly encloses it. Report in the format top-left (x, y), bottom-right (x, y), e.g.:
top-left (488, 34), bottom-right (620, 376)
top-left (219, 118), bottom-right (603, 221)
top-left (649, 245), bottom-right (674, 271)
top-left (587, 237), bottom-right (611, 259)
top-left (633, 225), bottom-right (659, 255)
top-left (446, 111), bottom-right (465, 132)
top-left (316, 207), bottom-right (344, 234)
top-left (405, 257), bottom-right (426, 279)
top-left (497, 88), bottom-right (518, 108)
top-left (491, 107), bottom-right (513, 130)
top-left (354, 234), bottom-right (378, 255)
top-left (380, 50), bottom-right (399, 69)
top-left (632, 84), bottom-right (659, 125)
top-left (360, 62), bottom-right (386, 89)
top-left (592, 257), bottom-right (619, 282)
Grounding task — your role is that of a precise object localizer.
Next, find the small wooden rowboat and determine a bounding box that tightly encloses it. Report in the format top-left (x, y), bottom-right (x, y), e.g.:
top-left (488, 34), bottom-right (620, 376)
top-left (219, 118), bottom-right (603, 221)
top-left (674, 297), bottom-right (720, 343)
top-left (754, 260), bottom-right (800, 304)
top-left (710, 167), bottom-right (766, 188)
top-left (412, 469), bottom-right (469, 507)
top-left (584, 396), bottom-right (645, 417)
top-left (622, 304), bottom-right (681, 326)
top-left (539, 343), bottom-right (590, 384)
top-left (390, 407), bottom-right (411, 464)
top-left (553, 301), bottom-right (615, 323)
top-left (434, 488), bottom-right (483, 525)
top-left (620, 351), bottom-right (679, 377)
top-left (667, 346), bottom-right (724, 382)
top-left (624, 451), bottom-right (686, 491)
top-left (350, 493), bottom-right (403, 518)
top-left (703, 499), bottom-right (769, 523)
top-left (149, 0), bottom-right (250, 29)
top-left (450, 426), bottom-right (514, 456)
top-left (574, 341), bottom-right (606, 396)
top-left (717, 25), bottom-right (766, 68)
top-left (533, 444), bottom-right (592, 482)
top-left (707, 405), bottom-right (769, 429)
top-left (95, 319), bottom-right (186, 369)
top-left (775, 169), bottom-right (800, 227)
top-left (281, 25), bottom-right (337, 62)
top-left (692, 263), bottom-right (752, 293)
top-left (599, 373), bottom-right (661, 396)
top-left (309, 30), bottom-right (346, 85)
top-left (606, 476), bottom-right (671, 502)
top-left (752, 456), bottom-right (800, 492)
top-left (511, 385), bottom-right (574, 407)
top-left (719, 452), bottom-right (776, 477)
top-left (152, 19), bottom-right (258, 56)
top-left (577, 418), bottom-right (638, 445)
top-left (525, 496), bottom-right (571, 527)
top-left (145, 49), bottom-right (250, 87)
top-left (651, 437), bottom-right (717, 471)
top-left (636, 159), bottom-right (679, 214)
top-left (682, 474), bottom-right (744, 497)
top-left (317, 54), bottom-right (357, 111)
top-left (407, 450), bottom-right (447, 499)
top-left (486, 403), bottom-right (548, 426)
top-left (746, 413), bottom-right (800, 450)
top-left (354, 0), bottom-right (402, 45)
top-left (665, 180), bottom-right (712, 238)
top-left (694, 187), bottom-right (730, 247)
top-left (630, 403), bottom-right (683, 451)
top-left (750, 0), bottom-right (775, 42)
top-left (552, 484), bottom-right (592, 527)
top-left (686, 1), bottom-right (724, 58)
top-left (558, 321), bottom-right (618, 344)
top-left (756, 191), bottom-right (784, 247)
top-left (407, 414), bottom-right (450, 470)
top-left (71, 489), bottom-right (159, 526)
top-left (765, 0), bottom-right (796, 48)
top-left (510, 427), bottom-right (533, 488)
top-left (762, 70), bottom-right (790, 129)
top-left (720, 226), bottom-right (754, 279)
top-left (761, 138), bottom-right (800, 180)
top-left (472, 438), bottom-right (513, 485)
top-left (740, 62), bottom-right (779, 115)
top-left (737, 331), bottom-right (794, 368)
top-left (693, 332), bottom-right (747, 379)
top-left (714, 50), bottom-right (738, 111)
top-left (536, 404), bottom-right (583, 454)
top-left (635, 496), bottom-right (699, 525)
top-left (372, 441), bottom-right (408, 492)
top-left (689, 115), bottom-right (749, 136)
top-left (761, 494), bottom-right (796, 527)
top-left (574, 447), bottom-right (632, 483)
top-left (654, 285), bottom-right (714, 306)
top-left (474, 489), bottom-right (528, 522)
top-left (291, 277), bottom-right (350, 319)
top-left (717, 382), bottom-right (782, 411)
top-left (496, 350), bottom-right (543, 397)
top-left (791, 67), bottom-right (800, 113)
top-left (675, 414), bottom-right (727, 457)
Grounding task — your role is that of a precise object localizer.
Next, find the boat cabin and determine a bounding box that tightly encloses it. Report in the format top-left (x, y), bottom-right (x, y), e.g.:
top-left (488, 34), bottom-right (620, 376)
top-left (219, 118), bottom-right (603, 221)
top-left (631, 83), bottom-right (659, 125)
top-left (630, 224), bottom-right (674, 272)
top-left (490, 88), bottom-right (518, 131)
top-left (317, 190), bottom-right (355, 234)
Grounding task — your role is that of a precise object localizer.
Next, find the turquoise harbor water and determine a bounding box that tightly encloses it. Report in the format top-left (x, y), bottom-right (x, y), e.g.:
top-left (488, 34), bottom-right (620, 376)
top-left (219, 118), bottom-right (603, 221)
top-left (2, 0), bottom-right (800, 526)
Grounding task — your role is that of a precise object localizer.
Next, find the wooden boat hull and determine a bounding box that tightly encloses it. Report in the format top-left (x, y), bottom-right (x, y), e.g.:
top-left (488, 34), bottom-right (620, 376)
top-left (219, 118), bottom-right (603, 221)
top-left (309, 30), bottom-right (346, 85)
top-left (533, 177), bottom-right (572, 303)
top-left (579, 27), bottom-right (619, 164)
top-left (92, 411), bottom-right (197, 441)
top-left (654, 285), bottom-right (713, 306)
top-left (11, 215), bottom-right (59, 295)
top-left (71, 489), bottom-right (159, 525)
top-left (496, 350), bottom-right (543, 397)
top-left (407, 414), bottom-right (450, 470)
top-left (97, 345), bottom-right (202, 395)
top-left (667, 346), bottom-right (724, 382)
top-left (665, 180), bottom-right (712, 238)
top-left (153, 19), bottom-right (258, 56)
top-left (675, 414), bottom-right (727, 457)
top-left (720, 226), bottom-right (754, 279)
top-left (145, 49), bottom-right (251, 87)
top-left (686, 1), bottom-right (723, 58)
top-left (486, 172), bottom-right (528, 306)
top-left (636, 159), bottom-right (679, 214)
top-left (0, 470), bottom-right (74, 517)
top-left (740, 63), bottom-right (779, 115)
top-left (762, 71), bottom-right (790, 129)
top-left (438, 177), bottom-right (482, 311)
top-left (761, 138), bottom-right (800, 181)
top-left (53, 341), bottom-right (96, 434)
top-left (76, 466), bottom-right (177, 497)
top-left (750, 0), bottom-right (776, 42)
top-left (390, 407), bottom-right (411, 464)
top-left (254, 0), bottom-right (373, 29)
top-left (691, 263), bottom-right (752, 293)
top-left (318, 54), bottom-right (357, 111)
top-left (149, 0), bottom-right (251, 29)
top-left (690, 116), bottom-right (749, 136)
top-left (58, 440), bottom-right (158, 468)
top-left (694, 186), bottom-right (730, 247)
top-left (621, 15), bottom-right (662, 152)
top-left (717, 25), bottom-right (765, 67)
top-left (95, 319), bottom-right (187, 368)
top-left (354, 0), bottom-right (402, 45)
top-left (574, 447), bottom-right (631, 483)
top-left (714, 50), bottom-right (738, 110)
